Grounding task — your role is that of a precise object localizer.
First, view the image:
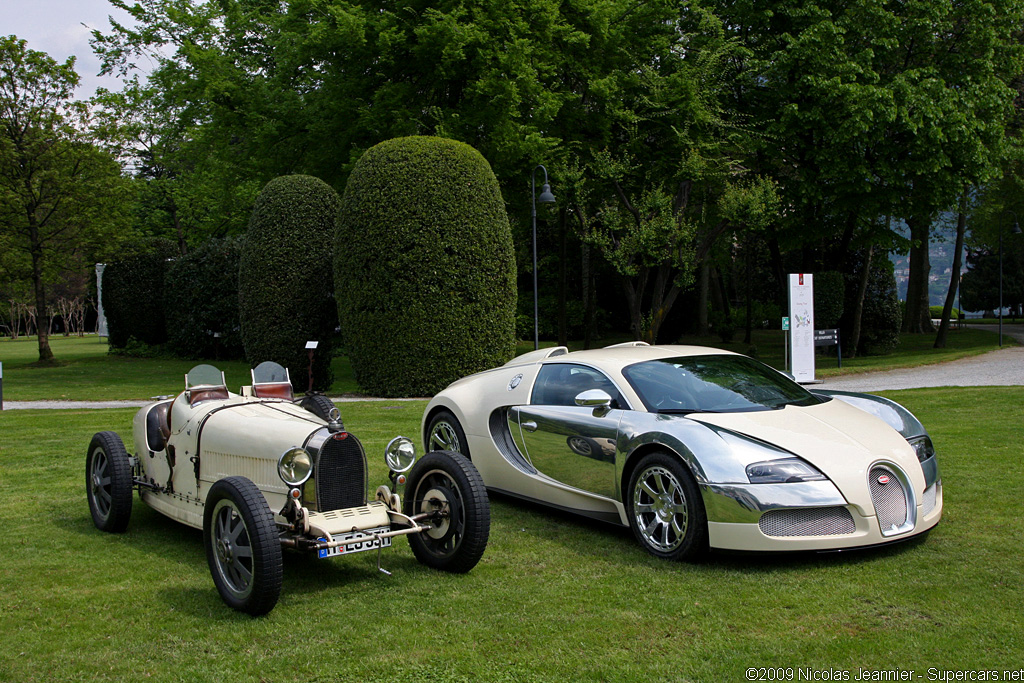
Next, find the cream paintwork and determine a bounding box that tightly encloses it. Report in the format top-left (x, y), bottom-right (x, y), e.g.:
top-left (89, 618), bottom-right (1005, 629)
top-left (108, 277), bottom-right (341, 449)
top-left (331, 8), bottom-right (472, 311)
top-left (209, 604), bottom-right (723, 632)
top-left (424, 343), bottom-right (943, 553)
top-left (132, 390), bottom-right (390, 540)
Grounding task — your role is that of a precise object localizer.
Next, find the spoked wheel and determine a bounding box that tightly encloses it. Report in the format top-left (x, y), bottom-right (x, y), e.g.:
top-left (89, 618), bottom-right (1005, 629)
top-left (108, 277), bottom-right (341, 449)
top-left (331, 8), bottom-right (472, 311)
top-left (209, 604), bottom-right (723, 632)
top-left (404, 451), bottom-right (489, 573)
top-left (203, 477), bottom-right (283, 616)
top-left (626, 452), bottom-right (708, 561)
top-left (86, 431), bottom-right (134, 533)
top-left (426, 411), bottom-right (469, 457)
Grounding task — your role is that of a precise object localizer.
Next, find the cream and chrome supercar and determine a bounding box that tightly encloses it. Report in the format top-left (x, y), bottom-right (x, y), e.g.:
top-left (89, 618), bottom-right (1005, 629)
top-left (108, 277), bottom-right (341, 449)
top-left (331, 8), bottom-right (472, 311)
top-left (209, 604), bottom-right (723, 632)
top-left (422, 343), bottom-right (941, 559)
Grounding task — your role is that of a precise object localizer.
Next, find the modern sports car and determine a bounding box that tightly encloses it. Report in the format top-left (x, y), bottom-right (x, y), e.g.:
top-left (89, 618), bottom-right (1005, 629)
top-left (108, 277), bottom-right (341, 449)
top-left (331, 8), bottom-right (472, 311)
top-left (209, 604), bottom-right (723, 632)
top-left (421, 343), bottom-right (941, 559)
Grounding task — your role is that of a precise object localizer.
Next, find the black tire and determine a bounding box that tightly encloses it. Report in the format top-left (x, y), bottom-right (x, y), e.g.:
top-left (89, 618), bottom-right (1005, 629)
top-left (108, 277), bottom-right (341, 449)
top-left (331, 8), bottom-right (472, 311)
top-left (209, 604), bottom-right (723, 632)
top-left (426, 410), bottom-right (469, 457)
top-left (86, 431), bottom-right (134, 533)
top-left (626, 452), bottom-right (708, 561)
top-left (299, 393), bottom-right (339, 424)
top-left (203, 477), bottom-right (283, 616)
top-left (404, 451), bottom-right (489, 573)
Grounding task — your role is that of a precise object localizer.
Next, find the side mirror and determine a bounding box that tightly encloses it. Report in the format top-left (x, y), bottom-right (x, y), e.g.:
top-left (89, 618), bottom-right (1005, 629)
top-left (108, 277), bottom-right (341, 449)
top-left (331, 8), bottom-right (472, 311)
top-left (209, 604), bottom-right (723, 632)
top-left (575, 389), bottom-right (612, 416)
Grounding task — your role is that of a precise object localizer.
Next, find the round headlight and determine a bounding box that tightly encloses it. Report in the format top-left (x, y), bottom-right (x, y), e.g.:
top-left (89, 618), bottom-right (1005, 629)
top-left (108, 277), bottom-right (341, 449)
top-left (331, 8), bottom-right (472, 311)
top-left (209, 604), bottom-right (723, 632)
top-left (385, 436), bottom-right (416, 474)
top-left (277, 447), bottom-right (313, 486)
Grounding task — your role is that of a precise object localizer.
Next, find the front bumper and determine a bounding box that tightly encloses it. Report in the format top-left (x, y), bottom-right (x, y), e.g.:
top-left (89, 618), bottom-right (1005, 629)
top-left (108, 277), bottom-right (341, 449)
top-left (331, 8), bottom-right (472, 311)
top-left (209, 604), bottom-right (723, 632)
top-left (703, 479), bottom-right (943, 552)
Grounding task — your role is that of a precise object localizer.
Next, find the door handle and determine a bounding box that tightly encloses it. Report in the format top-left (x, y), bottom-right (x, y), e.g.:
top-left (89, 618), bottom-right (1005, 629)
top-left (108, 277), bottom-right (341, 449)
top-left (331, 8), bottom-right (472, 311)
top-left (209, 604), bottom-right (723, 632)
top-left (522, 421), bottom-right (538, 432)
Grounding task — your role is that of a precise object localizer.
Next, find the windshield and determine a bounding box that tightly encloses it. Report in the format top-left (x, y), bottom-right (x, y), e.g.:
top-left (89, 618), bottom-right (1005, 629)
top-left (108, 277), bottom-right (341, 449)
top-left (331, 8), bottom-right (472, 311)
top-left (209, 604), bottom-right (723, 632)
top-left (622, 355), bottom-right (822, 413)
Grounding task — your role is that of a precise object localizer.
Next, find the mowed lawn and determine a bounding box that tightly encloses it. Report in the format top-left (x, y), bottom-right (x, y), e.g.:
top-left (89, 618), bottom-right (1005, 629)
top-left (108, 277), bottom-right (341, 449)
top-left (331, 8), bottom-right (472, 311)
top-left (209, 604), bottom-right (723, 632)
top-left (0, 388), bottom-right (1022, 681)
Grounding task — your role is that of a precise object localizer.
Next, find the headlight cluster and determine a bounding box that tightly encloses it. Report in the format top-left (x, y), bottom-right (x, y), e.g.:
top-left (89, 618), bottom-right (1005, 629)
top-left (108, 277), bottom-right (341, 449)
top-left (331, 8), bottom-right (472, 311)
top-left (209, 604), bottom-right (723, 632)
top-left (746, 458), bottom-right (827, 484)
top-left (277, 447), bottom-right (313, 486)
top-left (908, 435), bottom-right (935, 463)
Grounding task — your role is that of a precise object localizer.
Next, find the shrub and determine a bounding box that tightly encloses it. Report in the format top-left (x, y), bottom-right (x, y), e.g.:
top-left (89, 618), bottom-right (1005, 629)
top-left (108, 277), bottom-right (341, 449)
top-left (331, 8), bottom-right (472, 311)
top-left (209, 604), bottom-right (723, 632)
top-left (239, 175), bottom-right (339, 391)
top-left (929, 304), bottom-right (960, 319)
top-left (335, 136), bottom-right (517, 397)
top-left (102, 238), bottom-right (177, 349)
top-left (164, 237), bottom-right (245, 359)
top-left (842, 251), bottom-right (903, 356)
top-left (813, 271), bottom-right (845, 329)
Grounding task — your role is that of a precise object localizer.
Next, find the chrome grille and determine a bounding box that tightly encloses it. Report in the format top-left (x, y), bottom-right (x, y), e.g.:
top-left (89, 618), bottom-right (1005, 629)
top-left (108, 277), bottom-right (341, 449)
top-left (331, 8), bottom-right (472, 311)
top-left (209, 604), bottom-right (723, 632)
top-left (315, 432), bottom-right (367, 512)
top-left (759, 507), bottom-right (856, 537)
top-left (870, 465), bottom-right (907, 530)
top-left (921, 482), bottom-right (937, 517)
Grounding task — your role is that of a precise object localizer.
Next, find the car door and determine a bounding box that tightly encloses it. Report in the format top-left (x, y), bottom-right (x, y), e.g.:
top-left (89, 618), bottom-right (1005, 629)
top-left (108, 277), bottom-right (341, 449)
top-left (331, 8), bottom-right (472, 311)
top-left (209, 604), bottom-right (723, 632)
top-left (510, 363), bottom-right (626, 499)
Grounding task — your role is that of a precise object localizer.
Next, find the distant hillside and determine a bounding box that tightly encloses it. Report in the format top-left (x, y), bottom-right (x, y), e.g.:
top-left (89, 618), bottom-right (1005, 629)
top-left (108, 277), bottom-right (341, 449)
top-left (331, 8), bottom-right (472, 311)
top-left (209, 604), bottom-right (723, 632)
top-left (889, 217), bottom-right (966, 307)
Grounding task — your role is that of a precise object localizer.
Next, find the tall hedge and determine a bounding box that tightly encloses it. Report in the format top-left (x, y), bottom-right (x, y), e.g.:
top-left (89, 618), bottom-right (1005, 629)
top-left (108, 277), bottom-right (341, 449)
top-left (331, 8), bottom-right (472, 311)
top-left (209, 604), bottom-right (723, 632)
top-left (335, 136), bottom-right (517, 397)
top-left (842, 251), bottom-right (903, 356)
top-left (164, 236), bottom-right (244, 359)
top-left (239, 175), bottom-right (339, 391)
top-left (102, 238), bottom-right (177, 348)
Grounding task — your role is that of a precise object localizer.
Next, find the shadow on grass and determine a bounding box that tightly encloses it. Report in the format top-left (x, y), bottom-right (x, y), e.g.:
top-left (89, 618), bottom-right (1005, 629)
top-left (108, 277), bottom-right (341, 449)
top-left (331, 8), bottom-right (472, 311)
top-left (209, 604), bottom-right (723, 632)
top-left (489, 489), bottom-right (931, 573)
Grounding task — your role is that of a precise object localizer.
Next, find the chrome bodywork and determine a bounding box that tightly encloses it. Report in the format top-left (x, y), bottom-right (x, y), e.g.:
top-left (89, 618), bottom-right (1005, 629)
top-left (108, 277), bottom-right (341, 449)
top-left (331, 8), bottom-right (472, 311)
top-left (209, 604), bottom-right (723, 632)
top-left (423, 344), bottom-right (943, 553)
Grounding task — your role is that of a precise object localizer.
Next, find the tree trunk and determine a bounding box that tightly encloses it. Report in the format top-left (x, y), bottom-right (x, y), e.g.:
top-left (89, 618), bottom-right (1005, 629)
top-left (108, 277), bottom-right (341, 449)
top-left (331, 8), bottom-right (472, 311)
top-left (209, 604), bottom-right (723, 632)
top-left (934, 194), bottom-right (968, 349)
top-left (743, 238), bottom-right (752, 345)
top-left (902, 214), bottom-right (934, 333)
top-left (557, 208), bottom-right (568, 348)
top-left (582, 244), bottom-right (595, 350)
top-left (848, 245), bottom-right (874, 359)
top-left (697, 263), bottom-right (710, 336)
top-left (28, 215), bottom-right (55, 363)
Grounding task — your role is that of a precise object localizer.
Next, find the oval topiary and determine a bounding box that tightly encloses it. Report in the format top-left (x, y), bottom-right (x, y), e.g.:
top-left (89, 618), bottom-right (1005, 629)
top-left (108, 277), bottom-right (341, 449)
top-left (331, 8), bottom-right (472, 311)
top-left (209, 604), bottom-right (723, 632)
top-left (335, 136), bottom-right (517, 397)
top-left (239, 175), bottom-right (339, 391)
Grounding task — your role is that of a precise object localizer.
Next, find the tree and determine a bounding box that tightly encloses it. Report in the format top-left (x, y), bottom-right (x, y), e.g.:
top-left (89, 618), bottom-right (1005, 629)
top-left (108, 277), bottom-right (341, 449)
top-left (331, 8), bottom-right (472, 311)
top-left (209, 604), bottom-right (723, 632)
top-left (0, 36), bottom-right (130, 363)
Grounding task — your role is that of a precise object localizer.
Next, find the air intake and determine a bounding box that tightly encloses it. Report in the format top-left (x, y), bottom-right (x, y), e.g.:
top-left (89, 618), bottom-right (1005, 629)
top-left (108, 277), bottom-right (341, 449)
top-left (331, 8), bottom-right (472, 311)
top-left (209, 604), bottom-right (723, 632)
top-left (315, 432), bottom-right (367, 512)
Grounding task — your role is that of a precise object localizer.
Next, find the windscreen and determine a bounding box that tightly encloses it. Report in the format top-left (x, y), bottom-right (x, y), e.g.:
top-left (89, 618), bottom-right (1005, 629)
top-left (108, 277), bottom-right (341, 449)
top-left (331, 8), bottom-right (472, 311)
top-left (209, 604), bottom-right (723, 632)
top-left (622, 355), bottom-right (822, 413)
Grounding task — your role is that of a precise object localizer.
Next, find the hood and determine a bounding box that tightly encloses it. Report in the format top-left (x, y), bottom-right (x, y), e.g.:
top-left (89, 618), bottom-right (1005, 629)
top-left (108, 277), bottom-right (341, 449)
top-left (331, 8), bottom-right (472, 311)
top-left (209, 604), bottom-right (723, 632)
top-left (689, 397), bottom-right (925, 513)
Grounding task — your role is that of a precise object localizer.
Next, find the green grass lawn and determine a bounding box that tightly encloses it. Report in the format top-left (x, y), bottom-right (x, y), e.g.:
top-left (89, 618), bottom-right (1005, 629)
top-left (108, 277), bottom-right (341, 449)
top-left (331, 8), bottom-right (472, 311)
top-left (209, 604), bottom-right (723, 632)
top-left (0, 335), bottom-right (359, 401)
top-left (1, 327), bottom-right (1012, 402)
top-left (1, 389), bottom-right (1022, 680)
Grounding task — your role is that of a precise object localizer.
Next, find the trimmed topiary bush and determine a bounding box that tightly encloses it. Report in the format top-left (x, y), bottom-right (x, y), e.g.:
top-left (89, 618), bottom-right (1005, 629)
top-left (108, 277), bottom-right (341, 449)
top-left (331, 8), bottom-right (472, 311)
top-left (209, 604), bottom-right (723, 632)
top-left (164, 236), bottom-right (244, 359)
top-left (335, 136), bottom-right (517, 397)
top-left (102, 238), bottom-right (177, 349)
top-left (842, 251), bottom-right (903, 356)
top-left (239, 175), bottom-right (339, 391)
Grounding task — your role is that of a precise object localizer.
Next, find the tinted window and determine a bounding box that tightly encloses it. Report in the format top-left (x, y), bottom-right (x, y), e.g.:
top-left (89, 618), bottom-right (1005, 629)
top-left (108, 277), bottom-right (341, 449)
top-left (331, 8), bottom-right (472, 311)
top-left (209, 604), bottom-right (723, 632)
top-left (531, 364), bottom-right (625, 408)
top-left (622, 355), bottom-right (821, 413)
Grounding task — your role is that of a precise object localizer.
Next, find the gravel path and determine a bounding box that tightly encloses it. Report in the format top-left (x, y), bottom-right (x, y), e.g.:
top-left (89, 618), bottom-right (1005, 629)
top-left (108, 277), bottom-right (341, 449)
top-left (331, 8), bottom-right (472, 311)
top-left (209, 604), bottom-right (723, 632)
top-left (4, 325), bottom-right (1021, 408)
top-left (818, 323), bottom-right (1024, 392)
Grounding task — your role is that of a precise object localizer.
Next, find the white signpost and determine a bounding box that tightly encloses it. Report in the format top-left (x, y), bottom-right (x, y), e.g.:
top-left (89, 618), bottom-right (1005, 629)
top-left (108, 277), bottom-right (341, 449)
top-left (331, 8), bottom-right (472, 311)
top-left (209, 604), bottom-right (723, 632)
top-left (788, 273), bottom-right (815, 383)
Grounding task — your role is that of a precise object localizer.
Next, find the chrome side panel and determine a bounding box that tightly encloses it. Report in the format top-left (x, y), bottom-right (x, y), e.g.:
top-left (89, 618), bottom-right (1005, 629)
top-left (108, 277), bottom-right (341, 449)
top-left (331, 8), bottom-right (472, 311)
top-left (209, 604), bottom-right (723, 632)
top-left (512, 405), bottom-right (621, 499)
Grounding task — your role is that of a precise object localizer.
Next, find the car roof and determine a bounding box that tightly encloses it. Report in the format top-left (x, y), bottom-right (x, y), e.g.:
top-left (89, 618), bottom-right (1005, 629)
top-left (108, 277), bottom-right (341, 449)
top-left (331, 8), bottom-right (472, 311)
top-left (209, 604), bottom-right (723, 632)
top-left (504, 343), bottom-right (740, 374)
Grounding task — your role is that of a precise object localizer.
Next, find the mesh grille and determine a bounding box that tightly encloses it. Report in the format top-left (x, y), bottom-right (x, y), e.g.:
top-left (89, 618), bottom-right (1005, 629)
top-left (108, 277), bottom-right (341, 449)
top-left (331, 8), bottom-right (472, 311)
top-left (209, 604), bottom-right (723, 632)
top-left (921, 482), bottom-right (937, 517)
top-left (315, 433), bottom-right (367, 512)
top-left (758, 507), bottom-right (856, 537)
top-left (870, 466), bottom-right (907, 530)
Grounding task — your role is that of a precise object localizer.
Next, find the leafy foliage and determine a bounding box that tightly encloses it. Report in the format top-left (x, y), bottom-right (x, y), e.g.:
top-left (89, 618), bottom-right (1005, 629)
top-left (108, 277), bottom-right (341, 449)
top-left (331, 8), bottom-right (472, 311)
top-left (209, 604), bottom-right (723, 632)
top-left (238, 175), bottom-right (338, 391)
top-left (335, 136), bottom-right (517, 397)
top-left (813, 272), bottom-right (846, 330)
top-left (842, 252), bottom-right (903, 356)
top-left (164, 236), bottom-right (244, 359)
top-left (101, 238), bottom-right (178, 349)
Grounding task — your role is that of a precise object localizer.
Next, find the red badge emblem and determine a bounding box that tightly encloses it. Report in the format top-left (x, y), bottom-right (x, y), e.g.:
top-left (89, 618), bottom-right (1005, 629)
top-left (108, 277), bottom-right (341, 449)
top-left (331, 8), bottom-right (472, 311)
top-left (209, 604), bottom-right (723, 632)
top-left (877, 474), bottom-right (890, 485)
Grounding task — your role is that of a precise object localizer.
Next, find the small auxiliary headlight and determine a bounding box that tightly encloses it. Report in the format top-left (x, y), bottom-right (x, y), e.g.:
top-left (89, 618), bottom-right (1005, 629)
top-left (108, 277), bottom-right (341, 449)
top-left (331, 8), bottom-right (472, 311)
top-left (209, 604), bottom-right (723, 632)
top-left (385, 436), bottom-right (416, 474)
top-left (908, 435), bottom-right (935, 463)
top-left (278, 447), bottom-right (313, 486)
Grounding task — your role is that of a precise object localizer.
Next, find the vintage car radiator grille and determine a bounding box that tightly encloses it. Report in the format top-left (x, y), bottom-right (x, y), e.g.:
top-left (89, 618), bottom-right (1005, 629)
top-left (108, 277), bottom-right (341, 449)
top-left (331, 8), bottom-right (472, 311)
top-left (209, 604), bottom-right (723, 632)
top-left (869, 465), bottom-right (908, 530)
top-left (315, 433), bottom-right (367, 512)
top-left (921, 482), bottom-right (938, 517)
top-left (758, 506), bottom-right (856, 537)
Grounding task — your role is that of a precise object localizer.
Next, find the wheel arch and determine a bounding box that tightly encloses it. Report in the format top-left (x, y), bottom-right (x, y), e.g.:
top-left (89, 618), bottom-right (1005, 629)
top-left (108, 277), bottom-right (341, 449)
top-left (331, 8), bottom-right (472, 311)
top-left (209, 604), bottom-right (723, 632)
top-left (619, 440), bottom-right (704, 503)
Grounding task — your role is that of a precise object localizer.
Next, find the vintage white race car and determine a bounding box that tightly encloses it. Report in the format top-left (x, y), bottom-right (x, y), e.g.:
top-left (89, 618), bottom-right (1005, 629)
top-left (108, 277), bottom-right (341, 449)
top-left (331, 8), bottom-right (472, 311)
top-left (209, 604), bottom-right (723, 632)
top-left (87, 362), bottom-right (489, 615)
top-left (421, 343), bottom-right (942, 560)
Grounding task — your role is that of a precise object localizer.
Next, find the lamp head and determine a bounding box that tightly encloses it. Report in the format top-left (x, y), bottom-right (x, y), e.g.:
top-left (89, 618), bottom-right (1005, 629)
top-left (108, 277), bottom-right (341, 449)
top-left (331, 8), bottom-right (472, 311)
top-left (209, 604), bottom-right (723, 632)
top-left (538, 183), bottom-right (556, 204)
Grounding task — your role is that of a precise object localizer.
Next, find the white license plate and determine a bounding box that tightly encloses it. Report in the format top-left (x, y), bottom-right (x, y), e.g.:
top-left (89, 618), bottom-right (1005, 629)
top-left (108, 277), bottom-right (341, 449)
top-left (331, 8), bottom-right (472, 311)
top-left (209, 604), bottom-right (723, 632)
top-left (317, 527), bottom-right (392, 559)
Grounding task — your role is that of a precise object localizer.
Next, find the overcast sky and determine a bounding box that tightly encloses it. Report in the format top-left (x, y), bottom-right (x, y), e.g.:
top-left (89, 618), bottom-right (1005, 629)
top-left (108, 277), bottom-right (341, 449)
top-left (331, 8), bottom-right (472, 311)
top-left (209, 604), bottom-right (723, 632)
top-left (2, 0), bottom-right (143, 99)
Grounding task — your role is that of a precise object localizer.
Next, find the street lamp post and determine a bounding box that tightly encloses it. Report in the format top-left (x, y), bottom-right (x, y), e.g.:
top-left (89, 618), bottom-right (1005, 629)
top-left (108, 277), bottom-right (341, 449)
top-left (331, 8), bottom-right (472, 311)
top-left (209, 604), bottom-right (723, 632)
top-left (531, 165), bottom-right (556, 350)
top-left (1000, 211), bottom-right (1022, 347)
